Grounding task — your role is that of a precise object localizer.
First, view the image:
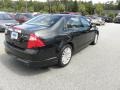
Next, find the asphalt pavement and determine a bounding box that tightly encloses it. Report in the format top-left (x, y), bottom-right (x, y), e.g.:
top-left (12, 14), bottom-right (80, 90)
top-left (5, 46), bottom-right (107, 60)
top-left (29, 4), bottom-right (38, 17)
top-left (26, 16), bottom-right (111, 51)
top-left (0, 23), bottom-right (120, 90)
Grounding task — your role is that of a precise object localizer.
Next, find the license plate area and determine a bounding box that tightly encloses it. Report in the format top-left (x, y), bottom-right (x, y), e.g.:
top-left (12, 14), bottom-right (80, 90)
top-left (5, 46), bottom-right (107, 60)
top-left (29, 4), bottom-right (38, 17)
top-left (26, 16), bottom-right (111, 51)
top-left (11, 32), bottom-right (18, 39)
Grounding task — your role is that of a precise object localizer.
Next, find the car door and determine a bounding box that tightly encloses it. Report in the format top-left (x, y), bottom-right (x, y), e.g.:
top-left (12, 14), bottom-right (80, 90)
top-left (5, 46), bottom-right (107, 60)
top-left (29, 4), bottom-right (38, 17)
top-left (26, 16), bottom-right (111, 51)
top-left (80, 17), bottom-right (95, 45)
top-left (65, 16), bottom-right (87, 50)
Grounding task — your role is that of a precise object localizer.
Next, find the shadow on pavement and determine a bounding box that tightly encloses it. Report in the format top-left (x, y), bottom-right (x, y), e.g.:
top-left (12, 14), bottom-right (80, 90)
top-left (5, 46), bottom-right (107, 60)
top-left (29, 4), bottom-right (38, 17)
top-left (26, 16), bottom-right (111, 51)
top-left (0, 54), bottom-right (51, 76)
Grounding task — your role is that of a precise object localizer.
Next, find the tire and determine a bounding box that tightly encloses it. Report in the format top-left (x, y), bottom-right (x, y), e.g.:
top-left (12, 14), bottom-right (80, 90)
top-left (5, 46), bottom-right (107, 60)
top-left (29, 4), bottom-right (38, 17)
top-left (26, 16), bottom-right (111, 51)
top-left (58, 44), bottom-right (72, 67)
top-left (91, 33), bottom-right (98, 45)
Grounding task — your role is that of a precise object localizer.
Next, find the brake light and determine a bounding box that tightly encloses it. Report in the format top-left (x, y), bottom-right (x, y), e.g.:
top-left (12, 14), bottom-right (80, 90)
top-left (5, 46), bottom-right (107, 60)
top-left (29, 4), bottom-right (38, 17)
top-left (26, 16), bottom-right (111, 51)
top-left (27, 34), bottom-right (45, 48)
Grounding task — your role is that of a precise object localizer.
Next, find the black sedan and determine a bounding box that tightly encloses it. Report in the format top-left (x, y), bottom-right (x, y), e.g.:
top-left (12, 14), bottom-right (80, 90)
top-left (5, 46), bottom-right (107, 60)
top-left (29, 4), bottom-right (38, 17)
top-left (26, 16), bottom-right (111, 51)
top-left (4, 14), bottom-right (99, 67)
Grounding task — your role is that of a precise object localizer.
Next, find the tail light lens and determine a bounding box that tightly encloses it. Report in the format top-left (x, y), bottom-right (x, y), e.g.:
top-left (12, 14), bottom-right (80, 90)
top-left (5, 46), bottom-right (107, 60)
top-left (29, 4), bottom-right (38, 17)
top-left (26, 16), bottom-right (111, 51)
top-left (27, 33), bottom-right (45, 49)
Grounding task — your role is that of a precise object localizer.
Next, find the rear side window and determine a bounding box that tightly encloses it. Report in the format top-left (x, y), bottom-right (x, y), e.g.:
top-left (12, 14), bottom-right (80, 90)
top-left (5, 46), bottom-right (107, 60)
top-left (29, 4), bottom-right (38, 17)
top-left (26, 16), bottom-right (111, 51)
top-left (66, 16), bottom-right (82, 29)
top-left (80, 17), bottom-right (90, 27)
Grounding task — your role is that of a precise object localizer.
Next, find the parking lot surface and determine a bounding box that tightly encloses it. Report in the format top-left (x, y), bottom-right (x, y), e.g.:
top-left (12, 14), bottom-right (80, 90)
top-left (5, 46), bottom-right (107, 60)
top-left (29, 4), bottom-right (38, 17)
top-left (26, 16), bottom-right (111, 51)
top-left (0, 23), bottom-right (120, 90)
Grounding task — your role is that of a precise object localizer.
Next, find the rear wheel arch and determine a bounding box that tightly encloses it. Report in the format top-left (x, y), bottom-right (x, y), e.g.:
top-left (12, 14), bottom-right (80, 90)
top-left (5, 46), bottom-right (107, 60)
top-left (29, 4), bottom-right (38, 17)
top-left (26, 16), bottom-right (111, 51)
top-left (57, 41), bottom-right (74, 55)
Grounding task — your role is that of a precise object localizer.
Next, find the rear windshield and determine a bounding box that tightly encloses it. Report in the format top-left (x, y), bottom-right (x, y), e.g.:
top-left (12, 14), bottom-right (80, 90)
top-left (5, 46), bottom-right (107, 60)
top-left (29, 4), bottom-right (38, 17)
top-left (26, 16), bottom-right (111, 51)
top-left (25, 15), bottom-right (62, 27)
top-left (0, 14), bottom-right (13, 20)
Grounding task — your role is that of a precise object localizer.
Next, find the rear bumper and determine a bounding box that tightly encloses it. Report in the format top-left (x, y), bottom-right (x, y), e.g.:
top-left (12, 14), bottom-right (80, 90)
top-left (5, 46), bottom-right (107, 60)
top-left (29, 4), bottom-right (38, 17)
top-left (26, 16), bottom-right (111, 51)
top-left (16, 57), bottom-right (58, 67)
top-left (4, 42), bottom-right (58, 67)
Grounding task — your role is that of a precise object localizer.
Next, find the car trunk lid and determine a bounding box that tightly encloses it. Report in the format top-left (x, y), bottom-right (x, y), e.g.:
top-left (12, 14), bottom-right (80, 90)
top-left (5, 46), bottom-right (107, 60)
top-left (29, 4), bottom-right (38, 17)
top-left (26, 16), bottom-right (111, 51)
top-left (5, 24), bottom-right (47, 49)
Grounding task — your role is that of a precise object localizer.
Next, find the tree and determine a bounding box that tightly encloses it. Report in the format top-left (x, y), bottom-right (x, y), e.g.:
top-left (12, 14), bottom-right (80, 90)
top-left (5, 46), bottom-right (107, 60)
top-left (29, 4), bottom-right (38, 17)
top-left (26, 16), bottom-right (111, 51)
top-left (4, 0), bottom-right (11, 8)
top-left (28, 0), bottom-right (34, 12)
top-left (17, 0), bottom-right (25, 12)
top-left (117, 0), bottom-right (120, 10)
top-left (33, 1), bottom-right (47, 12)
top-left (78, 3), bottom-right (86, 15)
top-left (95, 3), bottom-right (104, 15)
top-left (60, 0), bottom-right (68, 11)
top-left (52, 5), bottom-right (57, 12)
top-left (58, 4), bottom-right (65, 12)
top-left (72, 0), bottom-right (78, 12)
top-left (108, 12), bottom-right (116, 18)
top-left (104, 1), bottom-right (117, 10)
top-left (85, 1), bottom-right (94, 15)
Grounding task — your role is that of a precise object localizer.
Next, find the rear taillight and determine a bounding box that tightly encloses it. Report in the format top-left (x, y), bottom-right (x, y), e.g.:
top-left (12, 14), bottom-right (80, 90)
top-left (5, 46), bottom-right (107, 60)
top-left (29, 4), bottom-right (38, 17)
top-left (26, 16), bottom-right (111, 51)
top-left (27, 33), bottom-right (45, 49)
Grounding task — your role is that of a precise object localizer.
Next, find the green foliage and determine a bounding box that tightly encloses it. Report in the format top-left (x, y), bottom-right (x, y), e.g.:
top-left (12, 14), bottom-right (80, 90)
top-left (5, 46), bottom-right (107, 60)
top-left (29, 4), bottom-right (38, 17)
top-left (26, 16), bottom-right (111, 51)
top-left (0, 0), bottom-right (120, 15)
top-left (101, 12), bottom-right (105, 16)
top-left (95, 3), bottom-right (104, 15)
top-left (71, 0), bottom-right (78, 12)
top-left (85, 1), bottom-right (94, 15)
top-left (117, 1), bottom-right (120, 10)
top-left (108, 12), bottom-right (116, 18)
top-left (78, 3), bottom-right (86, 15)
top-left (57, 4), bottom-right (65, 12)
top-left (18, 0), bottom-right (25, 12)
top-left (28, 6), bottom-right (34, 12)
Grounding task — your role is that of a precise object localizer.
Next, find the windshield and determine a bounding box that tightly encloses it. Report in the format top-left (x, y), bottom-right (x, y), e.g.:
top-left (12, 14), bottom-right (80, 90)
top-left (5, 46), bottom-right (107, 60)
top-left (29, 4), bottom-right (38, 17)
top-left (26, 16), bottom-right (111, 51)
top-left (25, 15), bottom-right (62, 27)
top-left (0, 14), bottom-right (13, 20)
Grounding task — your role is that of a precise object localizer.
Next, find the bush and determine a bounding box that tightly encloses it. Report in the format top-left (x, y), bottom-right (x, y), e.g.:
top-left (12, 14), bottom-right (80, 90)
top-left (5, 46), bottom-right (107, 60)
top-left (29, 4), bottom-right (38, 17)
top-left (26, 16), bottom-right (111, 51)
top-left (108, 12), bottom-right (116, 18)
top-left (0, 8), bottom-right (15, 12)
